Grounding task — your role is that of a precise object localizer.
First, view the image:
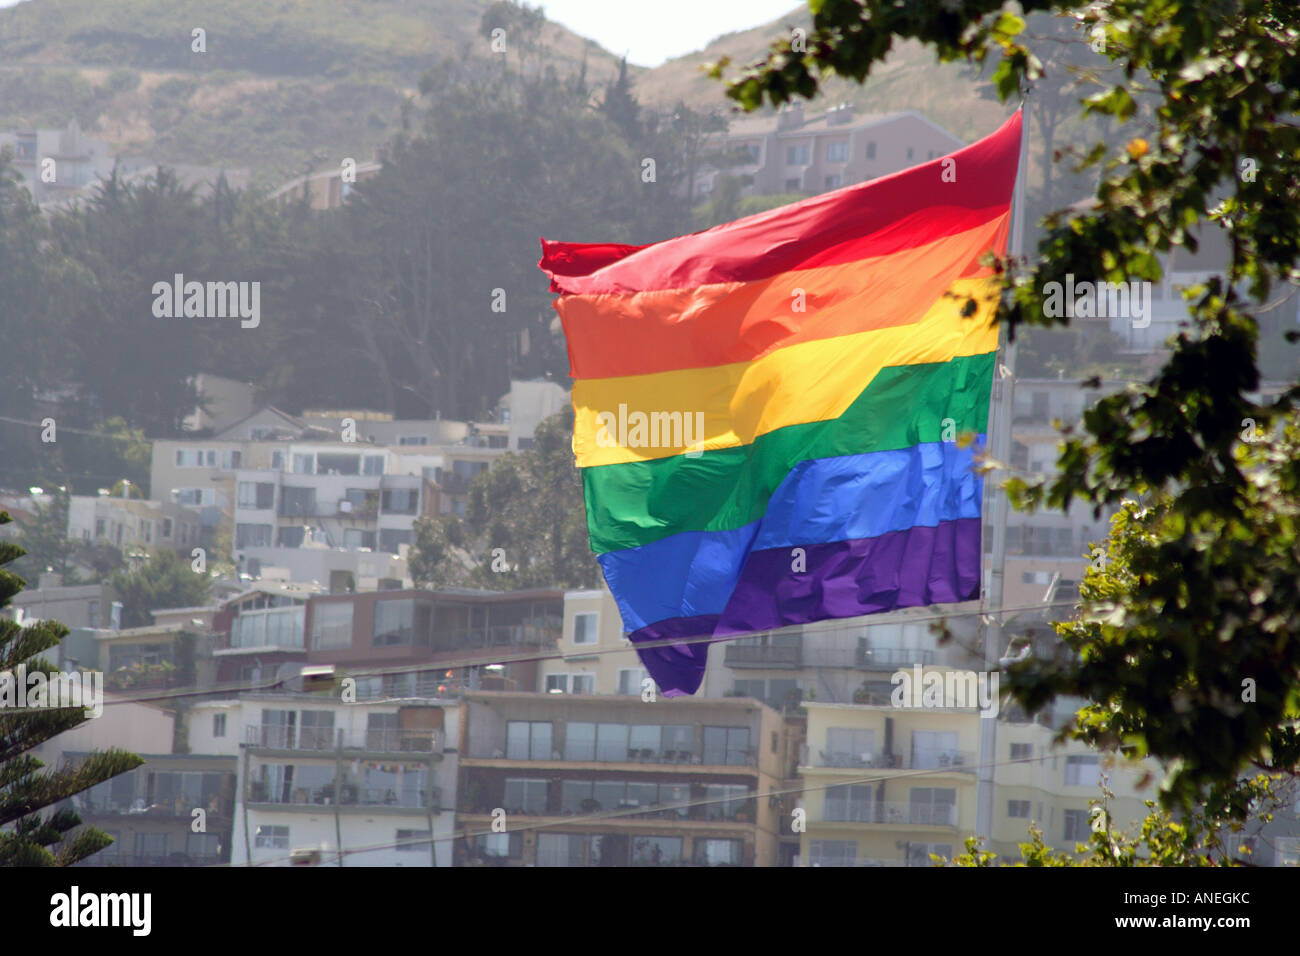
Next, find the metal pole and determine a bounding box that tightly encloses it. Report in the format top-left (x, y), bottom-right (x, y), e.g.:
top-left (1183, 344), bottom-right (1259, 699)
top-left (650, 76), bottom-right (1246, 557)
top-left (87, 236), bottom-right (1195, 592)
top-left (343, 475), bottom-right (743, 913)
top-left (975, 105), bottom-right (1028, 842)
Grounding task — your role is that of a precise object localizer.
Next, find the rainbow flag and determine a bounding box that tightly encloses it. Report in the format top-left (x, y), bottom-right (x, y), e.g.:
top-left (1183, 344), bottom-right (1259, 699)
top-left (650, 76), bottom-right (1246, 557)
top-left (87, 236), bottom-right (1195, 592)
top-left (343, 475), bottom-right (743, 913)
top-left (539, 111), bottom-right (1022, 696)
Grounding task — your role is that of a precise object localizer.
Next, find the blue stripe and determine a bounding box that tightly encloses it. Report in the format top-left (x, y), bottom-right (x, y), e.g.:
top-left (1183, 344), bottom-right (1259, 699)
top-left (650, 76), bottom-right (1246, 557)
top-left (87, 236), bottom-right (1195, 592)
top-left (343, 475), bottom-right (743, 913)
top-left (597, 438), bottom-right (985, 631)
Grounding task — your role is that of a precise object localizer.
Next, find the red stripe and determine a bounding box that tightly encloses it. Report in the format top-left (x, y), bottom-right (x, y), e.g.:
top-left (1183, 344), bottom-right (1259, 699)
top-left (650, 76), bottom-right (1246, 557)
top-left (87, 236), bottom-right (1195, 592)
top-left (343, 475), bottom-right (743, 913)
top-left (539, 111), bottom-right (1022, 295)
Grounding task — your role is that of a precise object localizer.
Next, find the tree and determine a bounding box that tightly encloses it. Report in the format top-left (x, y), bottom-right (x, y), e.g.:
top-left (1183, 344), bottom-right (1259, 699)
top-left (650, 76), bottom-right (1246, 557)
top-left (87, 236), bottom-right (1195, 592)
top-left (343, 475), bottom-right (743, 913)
top-left (410, 410), bottom-right (601, 590)
top-left (718, 1), bottom-right (1300, 815)
top-left (13, 488), bottom-right (74, 584)
top-left (0, 511), bottom-right (142, 865)
top-left (109, 549), bottom-right (211, 629)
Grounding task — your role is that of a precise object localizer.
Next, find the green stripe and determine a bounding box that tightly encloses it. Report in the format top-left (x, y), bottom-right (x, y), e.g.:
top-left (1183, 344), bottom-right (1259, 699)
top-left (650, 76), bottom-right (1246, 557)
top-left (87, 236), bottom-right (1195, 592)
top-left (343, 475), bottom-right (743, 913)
top-left (582, 351), bottom-right (996, 554)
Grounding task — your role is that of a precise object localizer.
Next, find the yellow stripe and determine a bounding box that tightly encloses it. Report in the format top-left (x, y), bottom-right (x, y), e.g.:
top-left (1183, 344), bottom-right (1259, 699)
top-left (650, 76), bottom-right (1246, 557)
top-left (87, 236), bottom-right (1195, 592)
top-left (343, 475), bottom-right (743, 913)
top-left (573, 277), bottom-right (1000, 467)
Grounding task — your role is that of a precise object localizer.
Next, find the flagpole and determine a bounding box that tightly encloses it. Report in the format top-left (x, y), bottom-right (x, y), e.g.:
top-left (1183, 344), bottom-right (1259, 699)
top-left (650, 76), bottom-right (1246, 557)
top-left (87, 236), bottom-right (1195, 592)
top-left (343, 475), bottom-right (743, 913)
top-left (975, 102), bottom-right (1028, 843)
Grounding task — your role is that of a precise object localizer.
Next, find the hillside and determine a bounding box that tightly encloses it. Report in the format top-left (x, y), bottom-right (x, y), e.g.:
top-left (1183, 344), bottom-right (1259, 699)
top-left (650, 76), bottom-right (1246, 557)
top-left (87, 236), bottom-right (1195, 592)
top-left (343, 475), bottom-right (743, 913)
top-left (0, 0), bottom-right (629, 184)
top-left (632, 7), bottom-right (1011, 144)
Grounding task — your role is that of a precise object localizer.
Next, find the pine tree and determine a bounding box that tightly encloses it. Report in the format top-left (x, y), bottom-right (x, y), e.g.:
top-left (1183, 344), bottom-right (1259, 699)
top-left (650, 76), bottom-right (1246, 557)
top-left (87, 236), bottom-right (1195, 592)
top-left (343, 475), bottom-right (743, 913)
top-left (0, 511), bottom-right (142, 866)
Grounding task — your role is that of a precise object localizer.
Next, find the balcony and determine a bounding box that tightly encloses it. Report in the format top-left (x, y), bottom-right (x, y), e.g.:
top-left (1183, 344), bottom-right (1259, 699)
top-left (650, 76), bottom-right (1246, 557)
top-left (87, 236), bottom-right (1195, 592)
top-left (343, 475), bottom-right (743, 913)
top-left (854, 645), bottom-right (935, 669)
top-left (248, 783), bottom-right (441, 811)
top-left (244, 725), bottom-right (443, 754)
top-left (819, 801), bottom-right (956, 828)
top-left (485, 747), bottom-right (758, 768)
top-left (723, 641), bottom-right (802, 669)
top-left (812, 749), bottom-right (975, 773)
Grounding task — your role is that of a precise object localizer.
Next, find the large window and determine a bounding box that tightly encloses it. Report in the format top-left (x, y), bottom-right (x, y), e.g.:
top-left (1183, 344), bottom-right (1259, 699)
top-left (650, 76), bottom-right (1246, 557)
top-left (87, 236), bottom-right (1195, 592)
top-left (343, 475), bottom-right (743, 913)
top-left (911, 730), bottom-right (959, 769)
top-left (503, 778), bottom-right (548, 814)
top-left (1064, 755), bottom-right (1101, 786)
top-left (563, 722), bottom-right (596, 761)
top-left (702, 726), bottom-right (750, 765)
top-left (908, 787), bottom-right (957, 826)
top-left (824, 783), bottom-right (873, 822)
top-left (279, 486), bottom-right (316, 517)
top-left (311, 602), bottom-right (354, 650)
top-left (596, 723), bottom-right (628, 762)
top-left (396, 829), bottom-right (431, 853)
top-left (379, 529), bottom-right (413, 554)
top-left (809, 840), bottom-right (856, 867)
top-left (1063, 808), bottom-right (1089, 842)
top-left (231, 606), bottom-right (304, 649)
top-left (381, 488), bottom-right (418, 514)
top-left (785, 143), bottom-right (810, 165)
top-left (704, 784), bottom-right (752, 821)
top-left (506, 720), bottom-right (553, 760)
top-left (694, 838), bottom-right (743, 866)
top-left (373, 599), bottom-right (430, 647)
top-left (826, 141), bottom-right (849, 162)
top-left (237, 481), bottom-right (275, 510)
top-left (234, 523), bottom-right (271, 548)
top-left (316, 453), bottom-right (360, 475)
top-left (825, 727), bottom-right (876, 765)
top-left (631, 835), bottom-right (681, 866)
top-left (254, 825), bottom-right (289, 850)
top-left (572, 612), bottom-right (597, 645)
top-left (537, 832), bottom-right (595, 867)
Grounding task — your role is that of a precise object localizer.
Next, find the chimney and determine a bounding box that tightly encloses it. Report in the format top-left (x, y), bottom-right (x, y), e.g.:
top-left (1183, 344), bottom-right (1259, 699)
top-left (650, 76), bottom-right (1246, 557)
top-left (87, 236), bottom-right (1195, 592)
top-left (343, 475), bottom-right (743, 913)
top-left (776, 102), bottom-right (805, 131)
top-left (827, 103), bottom-right (855, 126)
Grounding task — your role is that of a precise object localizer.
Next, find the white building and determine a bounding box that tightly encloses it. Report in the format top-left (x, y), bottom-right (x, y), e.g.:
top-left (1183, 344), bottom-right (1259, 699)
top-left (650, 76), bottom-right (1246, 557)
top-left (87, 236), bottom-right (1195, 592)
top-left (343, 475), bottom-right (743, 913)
top-left (188, 695), bottom-right (460, 867)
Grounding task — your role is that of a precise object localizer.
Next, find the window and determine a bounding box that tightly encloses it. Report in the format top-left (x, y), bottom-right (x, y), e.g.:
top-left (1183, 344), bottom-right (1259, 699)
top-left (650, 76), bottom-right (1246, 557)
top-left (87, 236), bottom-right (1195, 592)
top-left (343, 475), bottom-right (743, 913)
top-left (175, 449), bottom-right (212, 467)
top-left (379, 529), bottom-right (412, 554)
top-left (824, 174), bottom-right (842, 189)
top-left (631, 835), bottom-right (682, 866)
top-left (235, 523), bottom-right (271, 548)
top-left (908, 787), bottom-right (957, 826)
top-left (1064, 755), bottom-right (1101, 786)
top-left (826, 141), bottom-right (849, 162)
top-left (537, 832), bottom-right (596, 867)
top-left (911, 730), bottom-right (959, 769)
top-left (905, 842), bottom-right (952, 866)
top-left (316, 453), bottom-right (360, 475)
top-left (1007, 799), bottom-right (1031, 818)
top-left (238, 481), bottom-right (275, 509)
top-left (363, 455), bottom-right (384, 476)
top-left (825, 783), bottom-right (873, 822)
top-left (1010, 742), bottom-right (1032, 760)
top-left (809, 839), bottom-right (856, 867)
top-left (825, 727), bottom-right (876, 765)
top-left (473, 832), bottom-right (522, 859)
top-left (176, 488), bottom-right (213, 507)
top-left (618, 668), bottom-right (649, 696)
top-left (279, 486), bottom-right (316, 517)
top-left (94, 518), bottom-right (106, 537)
top-left (161, 518), bottom-right (173, 538)
top-left (694, 838), bottom-right (743, 866)
top-left (212, 713), bottom-right (227, 738)
top-left (572, 612), bottom-right (597, 645)
top-left (506, 720), bottom-right (553, 760)
top-left (373, 599), bottom-right (430, 647)
top-left (311, 602), bottom-right (354, 650)
top-left (596, 723), bottom-right (628, 762)
top-left (785, 143), bottom-right (810, 165)
top-left (906, 147), bottom-right (914, 160)
top-left (187, 832), bottom-right (221, 860)
top-left (299, 710), bottom-right (335, 750)
top-left (784, 177), bottom-right (801, 191)
top-left (702, 726), bottom-right (750, 766)
top-left (292, 453), bottom-right (314, 474)
top-left (398, 435), bottom-right (429, 446)
top-left (277, 526), bottom-right (305, 548)
top-left (343, 528), bottom-right (375, 550)
top-left (396, 829), bottom-right (431, 853)
top-left (381, 488), bottom-right (418, 514)
top-left (545, 673), bottom-right (569, 694)
top-left (571, 674), bottom-right (594, 695)
top-left (1063, 809), bottom-right (1089, 841)
top-left (254, 825), bottom-right (289, 849)
top-left (271, 451), bottom-right (285, 471)
top-left (504, 778), bottom-right (549, 814)
top-left (865, 140), bottom-right (876, 159)
top-left (133, 832), bottom-right (169, 860)
top-left (563, 722), bottom-right (596, 761)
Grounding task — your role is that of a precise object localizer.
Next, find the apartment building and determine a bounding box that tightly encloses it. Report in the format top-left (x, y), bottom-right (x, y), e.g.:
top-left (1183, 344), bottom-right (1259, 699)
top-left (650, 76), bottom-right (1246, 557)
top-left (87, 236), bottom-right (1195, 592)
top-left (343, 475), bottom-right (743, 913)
top-left (67, 492), bottom-right (203, 556)
top-left (187, 695), bottom-right (458, 867)
top-left (540, 588), bottom-right (650, 696)
top-left (65, 752), bottom-right (237, 867)
top-left (456, 692), bottom-right (793, 866)
top-left (0, 120), bottom-right (113, 205)
top-left (210, 585), bottom-right (562, 696)
top-left (798, 698), bottom-right (982, 867)
top-left (61, 621), bottom-right (216, 693)
top-left (695, 104), bottom-right (964, 199)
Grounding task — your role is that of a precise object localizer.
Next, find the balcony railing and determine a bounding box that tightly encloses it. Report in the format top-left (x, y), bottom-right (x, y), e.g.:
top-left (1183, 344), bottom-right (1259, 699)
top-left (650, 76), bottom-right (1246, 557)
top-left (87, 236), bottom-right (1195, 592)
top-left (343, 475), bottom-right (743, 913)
top-left (874, 801), bottom-right (958, 827)
top-left (489, 747), bottom-right (758, 768)
top-left (244, 725), bottom-right (442, 753)
top-left (813, 749), bottom-right (975, 773)
top-left (854, 646), bottom-right (936, 669)
top-left (252, 784), bottom-right (440, 810)
top-left (723, 642), bottom-right (802, 668)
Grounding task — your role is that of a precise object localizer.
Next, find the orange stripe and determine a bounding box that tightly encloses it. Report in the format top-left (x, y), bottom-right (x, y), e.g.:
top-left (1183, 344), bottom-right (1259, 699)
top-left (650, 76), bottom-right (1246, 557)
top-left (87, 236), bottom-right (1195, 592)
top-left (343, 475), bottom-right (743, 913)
top-left (560, 213), bottom-right (1009, 380)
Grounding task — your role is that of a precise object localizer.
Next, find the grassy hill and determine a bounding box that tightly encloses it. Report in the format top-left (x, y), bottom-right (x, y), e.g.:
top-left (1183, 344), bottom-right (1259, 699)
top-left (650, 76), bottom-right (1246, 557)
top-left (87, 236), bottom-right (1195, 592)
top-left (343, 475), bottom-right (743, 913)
top-left (0, 0), bottom-right (628, 184)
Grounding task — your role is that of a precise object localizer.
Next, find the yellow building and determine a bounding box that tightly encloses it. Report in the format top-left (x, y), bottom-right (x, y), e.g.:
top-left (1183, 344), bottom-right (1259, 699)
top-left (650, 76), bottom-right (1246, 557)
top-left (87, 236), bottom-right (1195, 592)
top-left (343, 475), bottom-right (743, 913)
top-left (540, 587), bottom-right (650, 696)
top-left (798, 696), bottom-right (982, 866)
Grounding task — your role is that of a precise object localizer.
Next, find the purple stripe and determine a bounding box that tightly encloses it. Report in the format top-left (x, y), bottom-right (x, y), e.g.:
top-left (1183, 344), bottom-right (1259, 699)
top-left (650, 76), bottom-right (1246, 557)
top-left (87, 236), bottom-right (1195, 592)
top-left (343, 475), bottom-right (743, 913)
top-left (628, 518), bottom-right (982, 696)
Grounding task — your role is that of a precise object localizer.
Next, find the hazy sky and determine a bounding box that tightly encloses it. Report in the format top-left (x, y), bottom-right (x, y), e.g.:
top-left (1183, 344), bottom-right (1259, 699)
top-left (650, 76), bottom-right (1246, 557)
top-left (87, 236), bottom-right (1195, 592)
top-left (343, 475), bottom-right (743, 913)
top-left (0, 0), bottom-right (803, 67)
